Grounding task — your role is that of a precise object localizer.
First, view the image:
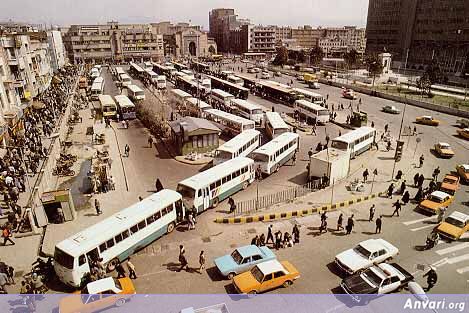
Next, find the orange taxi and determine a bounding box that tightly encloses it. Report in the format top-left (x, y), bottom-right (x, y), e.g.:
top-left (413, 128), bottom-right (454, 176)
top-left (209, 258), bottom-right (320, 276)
top-left (434, 142), bottom-right (455, 158)
top-left (418, 191), bottom-right (453, 215)
top-left (439, 174), bottom-right (460, 195)
top-left (437, 211), bottom-right (469, 241)
top-left (59, 277), bottom-right (136, 313)
top-left (456, 164), bottom-right (469, 184)
top-left (416, 116), bottom-right (440, 126)
top-left (457, 128), bottom-right (469, 140)
top-left (232, 259), bottom-right (300, 294)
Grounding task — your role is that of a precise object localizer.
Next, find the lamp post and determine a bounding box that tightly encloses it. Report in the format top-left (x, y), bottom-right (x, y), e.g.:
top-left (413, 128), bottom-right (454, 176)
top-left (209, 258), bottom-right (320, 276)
top-left (391, 100), bottom-right (407, 180)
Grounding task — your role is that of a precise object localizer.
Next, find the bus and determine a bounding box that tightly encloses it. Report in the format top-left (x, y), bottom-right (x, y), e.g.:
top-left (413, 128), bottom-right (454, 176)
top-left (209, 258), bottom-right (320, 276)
top-left (90, 67), bottom-right (100, 80)
top-left (126, 84), bottom-right (145, 101)
top-left (209, 75), bottom-right (249, 100)
top-left (227, 75), bottom-right (244, 86)
top-left (119, 74), bottom-right (132, 87)
top-left (156, 75), bottom-right (167, 89)
top-left (53, 190), bottom-right (185, 287)
top-left (114, 95), bottom-right (136, 120)
top-left (265, 111), bottom-right (290, 139)
top-left (292, 88), bottom-right (324, 105)
top-left (213, 129), bottom-right (260, 166)
top-left (129, 62), bottom-right (145, 79)
top-left (256, 80), bottom-right (300, 106)
top-left (295, 99), bottom-right (330, 124)
top-left (144, 69), bottom-right (159, 84)
top-left (98, 95), bottom-right (118, 120)
top-left (210, 89), bottom-right (235, 109)
top-left (211, 54), bottom-right (223, 62)
top-left (331, 127), bottom-right (377, 158)
top-left (185, 97), bottom-right (212, 117)
top-left (250, 132), bottom-right (300, 175)
top-left (115, 67), bottom-right (125, 79)
top-left (181, 70), bottom-right (195, 78)
top-left (205, 109), bottom-right (255, 136)
top-left (172, 62), bottom-right (188, 72)
top-left (230, 99), bottom-right (264, 126)
top-left (235, 74), bottom-right (258, 90)
top-left (90, 77), bottom-right (105, 101)
top-left (143, 61), bottom-right (153, 70)
top-left (220, 71), bottom-right (235, 80)
top-left (175, 76), bottom-right (207, 98)
top-left (191, 61), bottom-right (210, 74)
top-left (170, 89), bottom-right (192, 107)
top-left (177, 157), bottom-right (255, 213)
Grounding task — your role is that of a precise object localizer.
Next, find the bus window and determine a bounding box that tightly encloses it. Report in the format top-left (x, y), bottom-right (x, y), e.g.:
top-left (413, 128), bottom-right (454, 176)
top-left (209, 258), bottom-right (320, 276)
top-left (86, 248), bottom-right (99, 263)
top-left (146, 215), bottom-right (155, 225)
top-left (106, 238), bottom-right (115, 249)
top-left (99, 243), bottom-right (107, 253)
top-left (154, 211), bottom-right (161, 220)
top-left (138, 220), bottom-right (146, 230)
top-left (130, 224), bottom-right (139, 234)
top-left (121, 230), bottom-right (129, 240)
top-left (79, 255), bottom-right (86, 266)
top-left (115, 233), bottom-right (123, 243)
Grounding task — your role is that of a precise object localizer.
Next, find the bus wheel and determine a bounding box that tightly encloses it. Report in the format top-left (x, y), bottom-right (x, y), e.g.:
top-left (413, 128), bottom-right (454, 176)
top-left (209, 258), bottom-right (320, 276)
top-left (242, 181), bottom-right (249, 190)
top-left (107, 258), bottom-right (119, 272)
top-left (167, 222), bottom-right (175, 233)
top-left (212, 197), bottom-right (220, 208)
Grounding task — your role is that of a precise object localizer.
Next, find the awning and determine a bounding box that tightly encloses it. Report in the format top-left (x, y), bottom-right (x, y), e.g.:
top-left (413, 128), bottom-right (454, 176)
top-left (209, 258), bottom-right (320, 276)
top-left (32, 101), bottom-right (46, 109)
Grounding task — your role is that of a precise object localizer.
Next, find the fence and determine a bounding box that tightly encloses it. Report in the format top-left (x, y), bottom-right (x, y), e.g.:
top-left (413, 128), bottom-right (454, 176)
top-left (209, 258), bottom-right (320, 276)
top-left (235, 178), bottom-right (322, 216)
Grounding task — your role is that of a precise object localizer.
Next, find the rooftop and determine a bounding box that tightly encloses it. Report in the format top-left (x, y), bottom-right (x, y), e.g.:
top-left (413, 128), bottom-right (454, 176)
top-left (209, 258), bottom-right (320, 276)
top-left (256, 259), bottom-right (285, 275)
top-left (170, 117), bottom-right (220, 134)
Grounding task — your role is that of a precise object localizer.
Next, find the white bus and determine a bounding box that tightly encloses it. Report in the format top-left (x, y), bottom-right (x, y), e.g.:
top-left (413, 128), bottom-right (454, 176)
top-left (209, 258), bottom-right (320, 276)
top-left (90, 77), bottom-right (105, 101)
top-left (181, 69), bottom-right (195, 78)
top-left (143, 61), bottom-right (153, 70)
top-left (115, 67), bottom-right (125, 78)
top-left (126, 84), bottom-right (145, 101)
top-left (230, 98), bottom-right (264, 126)
top-left (171, 89), bottom-right (192, 107)
top-left (114, 95), bottom-right (136, 120)
top-left (227, 75), bottom-right (244, 86)
top-left (265, 112), bottom-right (290, 139)
top-left (54, 190), bottom-right (185, 287)
top-left (186, 97), bottom-right (212, 117)
top-left (213, 129), bottom-right (260, 166)
top-left (98, 95), bottom-right (117, 119)
top-left (119, 73), bottom-right (132, 87)
top-left (292, 88), bottom-right (324, 105)
top-left (331, 126), bottom-right (377, 158)
top-left (210, 89), bottom-right (234, 109)
top-left (251, 132), bottom-right (299, 175)
top-left (295, 99), bottom-right (330, 124)
top-left (205, 108), bottom-right (255, 136)
top-left (157, 75), bottom-right (167, 89)
top-left (145, 69), bottom-right (159, 84)
top-left (177, 157), bottom-right (255, 213)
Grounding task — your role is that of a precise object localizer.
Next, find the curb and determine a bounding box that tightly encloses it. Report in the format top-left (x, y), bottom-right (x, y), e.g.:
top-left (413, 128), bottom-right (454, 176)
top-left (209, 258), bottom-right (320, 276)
top-left (214, 192), bottom-right (384, 224)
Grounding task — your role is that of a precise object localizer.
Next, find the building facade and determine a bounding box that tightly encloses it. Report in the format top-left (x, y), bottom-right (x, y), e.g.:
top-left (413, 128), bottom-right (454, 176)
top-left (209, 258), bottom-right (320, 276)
top-left (209, 8), bottom-right (236, 53)
top-left (319, 26), bottom-right (366, 56)
top-left (47, 30), bottom-right (66, 72)
top-left (366, 0), bottom-right (469, 74)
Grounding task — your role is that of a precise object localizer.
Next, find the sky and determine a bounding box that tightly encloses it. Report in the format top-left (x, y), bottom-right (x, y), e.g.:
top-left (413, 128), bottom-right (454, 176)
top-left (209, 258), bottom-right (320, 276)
top-left (0, 0), bottom-right (369, 30)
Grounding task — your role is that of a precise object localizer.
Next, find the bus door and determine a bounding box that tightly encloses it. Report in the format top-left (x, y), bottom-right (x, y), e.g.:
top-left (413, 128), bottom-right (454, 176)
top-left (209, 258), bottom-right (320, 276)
top-left (202, 187), bottom-right (210, 210)
top-left (175, 200), bottom-right (184, 223)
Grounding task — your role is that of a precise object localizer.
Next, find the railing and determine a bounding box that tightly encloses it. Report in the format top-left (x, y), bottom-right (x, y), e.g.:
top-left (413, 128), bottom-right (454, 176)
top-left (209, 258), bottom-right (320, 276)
top-left (235, 178), bottom-right (323, 216)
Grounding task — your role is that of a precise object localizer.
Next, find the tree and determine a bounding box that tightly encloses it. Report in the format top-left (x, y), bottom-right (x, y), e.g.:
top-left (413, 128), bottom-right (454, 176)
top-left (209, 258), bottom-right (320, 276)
top-left (344, 49), bottom-right (360, 69)
top-left (273, 46), bottom-right (288, 66)
top-left (310, 46), bottom-right (324, 66)
top-left (417, 62), bottom-right (442, 96)
top-left (364, 54), bottom-right (384, 87)
top-left (297, 50), bottom-right (306, 63)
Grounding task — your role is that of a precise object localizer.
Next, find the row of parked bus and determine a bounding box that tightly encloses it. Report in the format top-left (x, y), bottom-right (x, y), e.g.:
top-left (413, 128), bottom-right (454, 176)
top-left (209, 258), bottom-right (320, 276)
top-left (97, 94), bottom-right (137, 120)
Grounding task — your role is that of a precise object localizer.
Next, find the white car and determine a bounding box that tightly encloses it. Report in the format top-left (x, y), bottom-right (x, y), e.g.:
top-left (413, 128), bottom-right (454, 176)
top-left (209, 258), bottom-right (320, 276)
top-left (261, 72), bottom-right (271, 79)
top-left (335, 239), bottom-right (399, 275)
top-left (382, 105), bottom-right (401, 114)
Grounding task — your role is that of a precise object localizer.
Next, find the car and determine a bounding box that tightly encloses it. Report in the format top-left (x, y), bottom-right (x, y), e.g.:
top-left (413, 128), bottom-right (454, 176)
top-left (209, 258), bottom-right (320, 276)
top-left (214, 245), bottom-right (276, 279)
top-left (340, 263), bottom-right (414, 303)
top-left (382, 105), bottom-right (401, 114)
top-left (439, 174), bottom-right (460, 195)
top-left (434, 142), bottom-right (455, 158)
top-left (296, 74), bottom-right (304, 81)
top-left (59, 277), bottom-right (136, 313)
top-left (334, 239), bottom-right (399, 275)
top-left (437, 211), bottom-right (469, 241)
top-left (415, 115), bottom-right (440, 126)
top-left (456, 164), bottom-right (469, 183)
top-left (457, 128), bottom-right (469, 140)
top-left (232, 259), bottom-right (300, 294)
top-left (418, 190), bottom-right (453, 215)
top-left (342, 88), bottom-right (357, 100)
top-left (457, 118), bottom-right (469, 128)
top-left (274, 71), bottom-right (282, 77)
top-left (307, 81), bottom-right (320, 89)
top-left (261, 72), bottom-right (271, 79)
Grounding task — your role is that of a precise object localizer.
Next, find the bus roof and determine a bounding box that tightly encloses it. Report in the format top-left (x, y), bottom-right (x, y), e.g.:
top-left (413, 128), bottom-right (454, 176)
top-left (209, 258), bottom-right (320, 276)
top-left (98, 95), bottom-right (116, 106)
top-left (235, 74), bottom-right (258, 83)
top-left (227, 75), bottom-right (242, 81)
top-left (114, 95), bottom-right (135, 108)
top-left (332, 127), bottom-right (376, 144)
top-left (178, 157), bottom-right (253, 190)
top-left (145, 69), bottom-right (158, 76)
top-left (130, 62), bottom-right (144, 72)
top-left (265, 112), bottom-right (289, 129)
top-left (295, 100), bottom-right (328, 111)
top-left (216, 129), bottom-right (260, 154)
top-left (205, 109), bottom-right (255, 126)
top-left (120, 74), bottom-right (131, 80)
top-left (253, 132), bottom-right (299, 156)
top-left (186, 97), bottom-right (211, 109)
top-left (91, 82), bottom-right (103, 91)
top-left (56, 189), bottom-right (182, 257)
top-left (231, 99), bottom-right (264, 111)
top-left (257, 80), bottom-right (295, 94)
top-left (171, 89), bottom-right (192, 98)
top-left (209, 76), bottom-right (249, 92)
top-left (292, 88), bottom-right (323, 98)
top-left (211, 89), bottom-right (234, 98)
top-left (93, 77), bottom-right (104, 84)
top-left (127, 84), bottom-right (143, 93)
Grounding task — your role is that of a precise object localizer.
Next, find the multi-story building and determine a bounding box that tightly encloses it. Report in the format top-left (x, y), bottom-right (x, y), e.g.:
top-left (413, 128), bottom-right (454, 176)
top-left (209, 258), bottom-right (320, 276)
top-left (319, 26), bottom-right (366, 56)
top-left (63, 22), bottom-right (164, 64)
top-left (47, 30), bottom-right (66, 72)
top-left (209, 8), bottom-right (236, 52)
top-left (291, 26), bottom-right (324, 50)
top-left (366, 0), bottom-right (469, 74)
top-left (228, 24), bottom-right (276, 55)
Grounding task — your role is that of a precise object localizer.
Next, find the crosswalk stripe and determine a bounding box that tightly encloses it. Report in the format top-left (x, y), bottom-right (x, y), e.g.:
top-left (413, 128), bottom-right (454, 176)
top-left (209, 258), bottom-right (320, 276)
top-left (410, 224), bottom-right (435, 232)
top-left (403, 216), bottom-right (436, 226)
top-left (432, 258), bottom-right (448, 267)
top-left (456, 266), bottom-right (469, 274)
top-left (436, 242), bottom-right (469, 256)
top-left (447, 254), bottom-right (469, 265)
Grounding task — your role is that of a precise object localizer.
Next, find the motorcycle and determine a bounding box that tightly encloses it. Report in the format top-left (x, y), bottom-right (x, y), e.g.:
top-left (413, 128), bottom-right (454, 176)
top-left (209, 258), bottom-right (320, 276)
top-left (425, 232), bottom-right (439, 250)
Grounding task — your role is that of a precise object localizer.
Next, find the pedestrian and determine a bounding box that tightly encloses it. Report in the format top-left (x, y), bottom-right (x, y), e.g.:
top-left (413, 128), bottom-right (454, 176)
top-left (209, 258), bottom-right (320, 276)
top-left (94, 198), bottom-right (102, 215)
top-left (2, 226), bottom-right (15, 246)
top-left (414, 187), bottom-right (424, 202)
top-left (371, 121), bottom-right (375, 128)
top-left (337, 213), bottom-right (344, 231)
top-left (432, 167), bottom-right (440, 181)
top-left (384, 124), bottom-right (389, 133)
top-left (320, 211), bottom-right (327, 227)
top-left (423, 267), bottom-right (438, 291)
top-left (116, 262), bottom-right (126, 278)
top-left (418, 174), bottom-right (425, 188)
top-left (363, 169), bottom-right (369, 183)
top-left (292, 224), bottom-right (300, 244)
top-left (275, 231), bottom-right (282, 250)
top-left (259, 233), bottom-right (266, 246)
top-left (419, 154), bottom-right (424, 168)
top-left (413, 126), bottom-right (417, 135)
top-left (138, 196), bottom-right (143, 201)
top-left (148, 136), bottom-right (154, 148)
top-left (402, 190), bottom-right (410, 204)
top-left (414, 173), bottom-right (420, 187)
top-left (395, 170), bottom-right (403, 181)
top-left (391, 200), bottom-right (402, 217)
top-left (292, 153), bottom-right (297, 165)
top-left (124, 144), bottom-right (130, 157)
top-left (311, 125), bottom-right (317, 136)
top-left (399, 180), bottom-right (406, 194)
top-left (198, 251), bottom-right (205, 274)
top-left (266, 225), bottom-right (274, 245)
top-left (369, 204), bottom-right (376, 222)
top-left (429, 180), bottom-right (436, 193)
top-left (127, 258), bottom-right (137, 279)
top-left (375, 215), bottom-right (382, 234)
top-left (155, 178), bottom-right (164, 192)
top-left (251, 235), bottom-right (260, 246)
top-left (178, 252), bottom-right (188, 272)
top-left (319, 220), bottom-right (328, 234)
top-left (346, 214), bottom-right (354, 235)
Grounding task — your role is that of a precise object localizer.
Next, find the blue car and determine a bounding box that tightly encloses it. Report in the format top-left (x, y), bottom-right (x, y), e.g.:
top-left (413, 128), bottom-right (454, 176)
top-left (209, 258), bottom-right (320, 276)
top-left (214, 245), bottom-right (276, 279)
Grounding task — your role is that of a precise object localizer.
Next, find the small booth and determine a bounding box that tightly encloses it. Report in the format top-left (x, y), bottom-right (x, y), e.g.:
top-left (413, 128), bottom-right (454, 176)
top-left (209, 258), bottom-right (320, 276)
top-left (89, 153), bottom-right (112, 193)
top-left (350, 111), bottom-right (368, 128)
top-left (40, 189), bottom-right (76, 224)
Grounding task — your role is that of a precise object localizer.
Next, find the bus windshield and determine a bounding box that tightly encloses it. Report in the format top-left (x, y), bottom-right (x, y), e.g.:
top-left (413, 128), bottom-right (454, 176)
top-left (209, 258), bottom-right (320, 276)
top-left (54, 248), bottom-right (74, 269)
top-left (176, 184), bottom-right (196, 199)
top-left (332, 141), bottom-right (348, 150)
top-left (252, 109), bottom-right (263, 115)
top-left (251, 153), bottom-right (269, 162)
top-left (215, 150), bottom-right (233, 160)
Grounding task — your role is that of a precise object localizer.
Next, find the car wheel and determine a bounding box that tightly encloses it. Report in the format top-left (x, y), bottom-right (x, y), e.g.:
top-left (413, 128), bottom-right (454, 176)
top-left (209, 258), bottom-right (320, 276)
top-left (283, 280), bottom-right (292, 288)
top-left (115, 298), bottom-right (126, 307)
top-left (248, 290), bottom-right (257, 295)
top-left (227, 272), bottom-right (236, 280)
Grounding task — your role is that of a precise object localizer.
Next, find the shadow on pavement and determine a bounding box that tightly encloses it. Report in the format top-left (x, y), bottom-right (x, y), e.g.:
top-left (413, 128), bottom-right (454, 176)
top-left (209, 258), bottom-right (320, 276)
top-left (206, 266), bottom-right (225, 282)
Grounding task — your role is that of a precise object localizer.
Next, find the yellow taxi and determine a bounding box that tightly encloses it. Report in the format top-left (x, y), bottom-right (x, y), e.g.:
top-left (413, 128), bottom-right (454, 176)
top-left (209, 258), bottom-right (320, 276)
top-left (59, 277), bottom-right (136, 313)
top-left (457, 128), bottom-right (469, 140)
top-left (437, 211), bottom-right (469, 241)
top-left (439, 174), bottom-right (460, 195)
top-left (456, 164), bottom-right (469, 183)
top-left (232, 259), bottom-right (300, 294)
top-left (418, 191), bottom-right (453, 215)
top-left (434, 142), bottom-right (455, 158)
top-left (416, 115), bottom-right (440, 126)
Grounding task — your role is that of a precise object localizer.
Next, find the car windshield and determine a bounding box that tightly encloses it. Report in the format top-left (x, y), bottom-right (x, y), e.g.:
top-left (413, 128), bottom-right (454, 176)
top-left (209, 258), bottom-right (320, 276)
top-left (250, 266), bottom-right (264, 283)
top-left (429, 195), bottom-right (443, 203)
top-left (231, 250), bottom-right (243, 264)
top-left (445, 217), bottom-right (465, 228)
top-left (440, 144), bottom-right (450, 149)
top-left (353, 244), bottom-right (372, 259)
top-left (443, 177), bottom-right (456, 184)
top-left (362, 269), bottom-right (383, 286)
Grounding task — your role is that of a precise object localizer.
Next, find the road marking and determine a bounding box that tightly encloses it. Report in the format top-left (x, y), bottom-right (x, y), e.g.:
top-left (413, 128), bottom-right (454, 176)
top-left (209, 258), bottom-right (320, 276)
top-left (436, 242), bottom-right (469, 255)
top-left (447, 254), bottom-right (469, 265)
top-left (410, 224), bottom-right (435, 232)
top-left (456, 266), bottom-right (469, 274)
top-left (432, 258), bottom-right (448, 267)
top-left (403, 216), bottom-right (435, 226)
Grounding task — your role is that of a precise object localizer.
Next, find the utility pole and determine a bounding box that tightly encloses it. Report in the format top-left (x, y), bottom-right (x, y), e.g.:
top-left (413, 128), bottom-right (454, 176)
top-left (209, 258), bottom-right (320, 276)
top-left (391, 101), bottom-right (407, 180)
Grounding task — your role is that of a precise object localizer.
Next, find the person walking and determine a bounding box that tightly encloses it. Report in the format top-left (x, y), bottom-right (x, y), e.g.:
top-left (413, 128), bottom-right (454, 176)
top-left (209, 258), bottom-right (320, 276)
top-left (414, 173), bottom-right (420, 187)
top-left (418, 174), bottom-right (425, 188)
top-left (94, 198), bottom-right (102, 215)
top-left (399, 180), bottom-right (406, 195)
top-left (2, 226), bottom-right (14, 246)
top-left (337, 213), bottom-right (344, 231)
top-left (424, 267), bottom-right (438, 291)
top-left (369, 205), bottom-right (376, 222)
top-left (363, 169), bottom-right (369, 183)
top-left (198, 251), bottom-right (206, 274)
top-left (116, 262), bottom-right (126, 278)
top-left (292, 224), bottom-right (300, 244)
top-left (375, 215), bottom-right (382, 234)
top-left (387, 183), bottom-right (395, 199)
top-left (275, 231), bottom-right (282, 250)
top-left (402, 190), bottom-right (410, 204)
top-left (127, 258), bottom-right (137, 279)
top-left (320, 212), bottom-right (327, 228)
top-left (391, 200), bottom-right (402, 217)
top-left (124, 144), bottom-right (130, 157)
top-left (266, 225), bottom-right (274, 245)
top-left (346, 214), bottom-right (354, 235)
top-left (148, 136), bottom-right (154, 148)
top-left (419, 154), bottom-right (424, 168)
top-left (432, 167), bottom-right (440, 181)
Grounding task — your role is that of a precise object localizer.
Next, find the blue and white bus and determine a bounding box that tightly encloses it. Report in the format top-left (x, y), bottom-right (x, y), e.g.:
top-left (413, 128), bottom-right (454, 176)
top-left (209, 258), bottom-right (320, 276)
top-left (54, 190), bottom-right (185, 287)
top-left (114, 95), bottom-right (136, 120)
top-left (265, 111), bottom-right (290, 139)
top-left (331, 127), bottom-right (377, 159)
top-left (213, 129), bottom-right (260, 166)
